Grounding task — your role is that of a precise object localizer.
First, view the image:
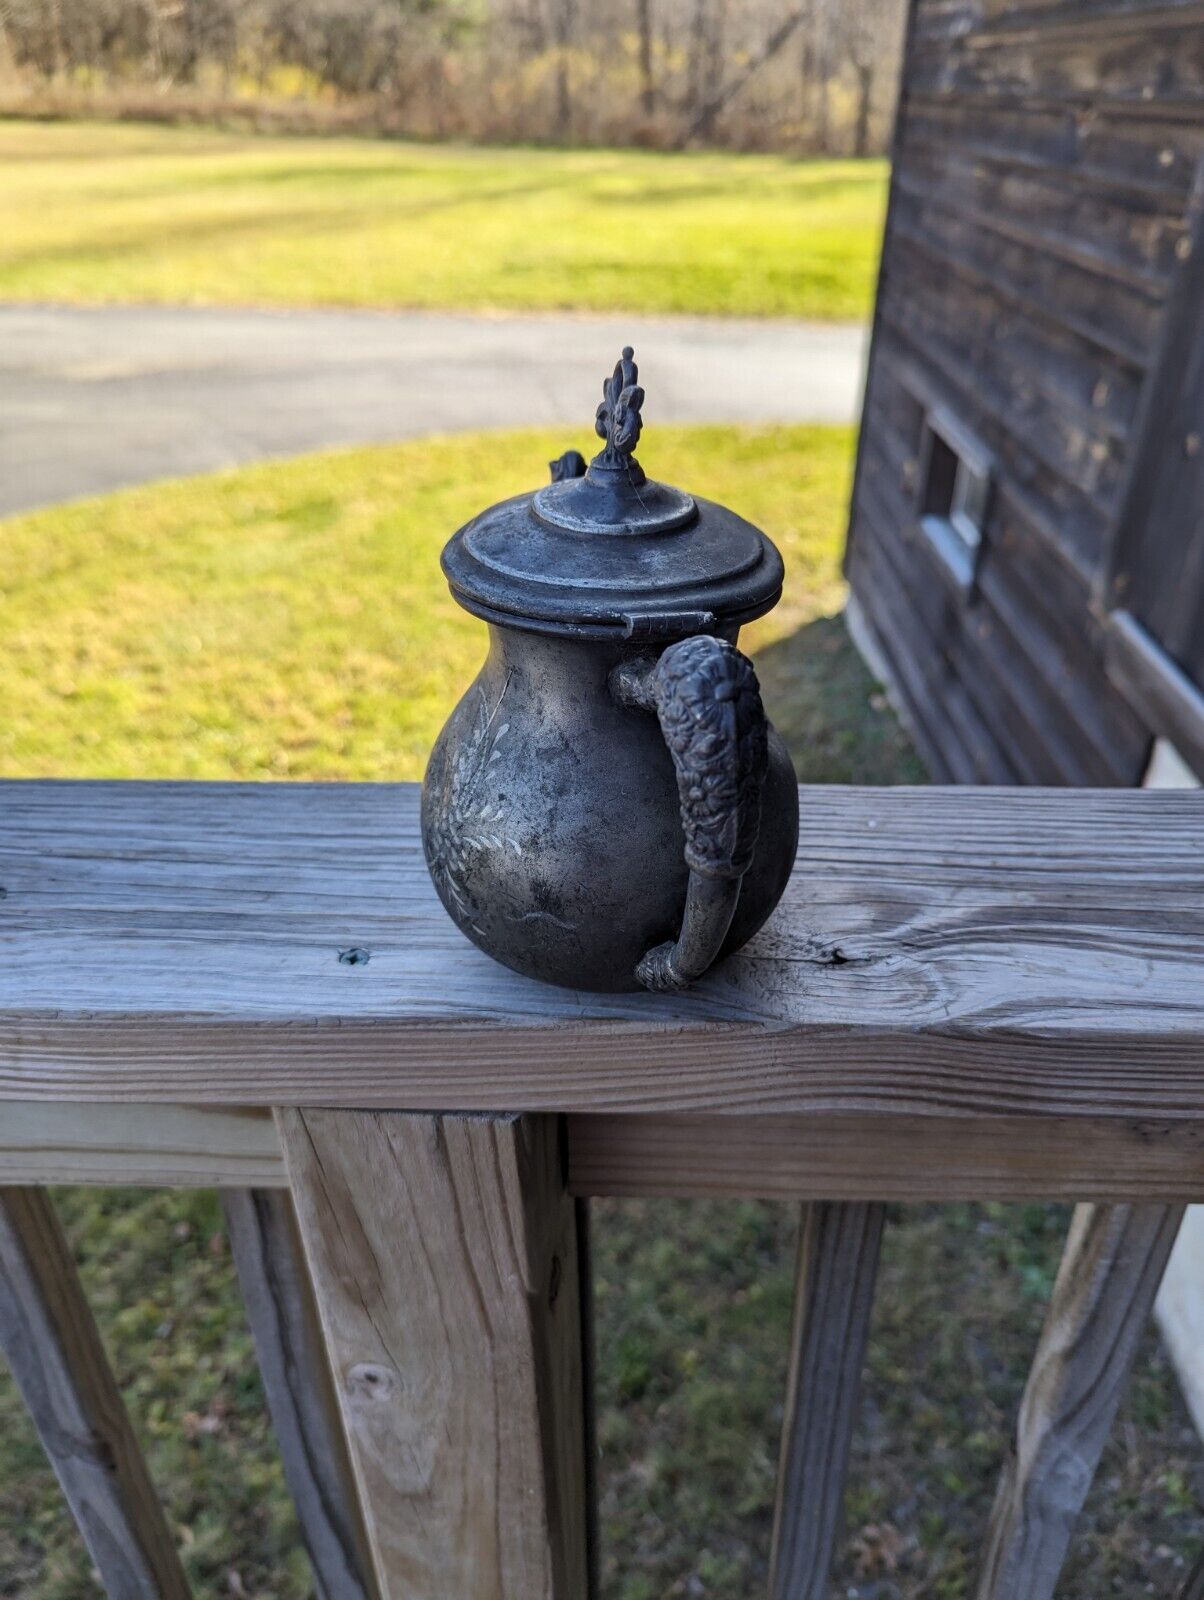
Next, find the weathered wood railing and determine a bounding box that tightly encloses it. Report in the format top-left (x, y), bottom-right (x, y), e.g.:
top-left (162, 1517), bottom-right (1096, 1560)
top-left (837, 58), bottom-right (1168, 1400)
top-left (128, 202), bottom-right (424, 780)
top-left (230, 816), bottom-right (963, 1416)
top-left (1, 779), bottom-right (1202, 1598)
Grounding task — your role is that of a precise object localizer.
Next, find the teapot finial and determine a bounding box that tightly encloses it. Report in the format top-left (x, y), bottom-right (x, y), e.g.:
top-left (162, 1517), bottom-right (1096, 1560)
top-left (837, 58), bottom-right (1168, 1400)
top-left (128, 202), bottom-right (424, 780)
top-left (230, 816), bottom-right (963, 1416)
top-left (530, 344), bottom-right (695, 531)
top-left (594, 346), bottom-right (645, 471)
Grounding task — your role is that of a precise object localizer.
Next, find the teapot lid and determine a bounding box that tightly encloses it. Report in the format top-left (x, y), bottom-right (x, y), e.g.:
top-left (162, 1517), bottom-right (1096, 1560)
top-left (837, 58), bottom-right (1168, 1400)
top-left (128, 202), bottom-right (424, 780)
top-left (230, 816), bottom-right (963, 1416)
top-left (440, 347), bottom-right (784, 641)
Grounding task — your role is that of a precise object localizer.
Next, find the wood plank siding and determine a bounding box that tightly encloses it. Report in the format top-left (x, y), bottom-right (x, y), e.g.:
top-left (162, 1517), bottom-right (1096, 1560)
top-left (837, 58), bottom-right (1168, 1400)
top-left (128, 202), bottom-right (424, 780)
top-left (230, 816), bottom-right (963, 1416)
top-left (846, 0), bottom-right (1204, 783)
top-left (1103, 185), bottom-right (1204, 758)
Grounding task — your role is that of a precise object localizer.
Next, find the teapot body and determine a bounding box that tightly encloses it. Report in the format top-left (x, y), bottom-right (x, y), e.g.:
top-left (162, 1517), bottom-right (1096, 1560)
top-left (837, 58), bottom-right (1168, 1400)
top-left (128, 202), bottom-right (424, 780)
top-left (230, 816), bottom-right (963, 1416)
top-left (421, 624), bottom-right (798, 992)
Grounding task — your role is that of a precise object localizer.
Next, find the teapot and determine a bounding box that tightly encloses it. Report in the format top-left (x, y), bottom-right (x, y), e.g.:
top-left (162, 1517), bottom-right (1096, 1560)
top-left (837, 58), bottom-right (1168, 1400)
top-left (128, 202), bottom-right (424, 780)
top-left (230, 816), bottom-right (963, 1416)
top-left (422, 347), bottom-right (799, 992)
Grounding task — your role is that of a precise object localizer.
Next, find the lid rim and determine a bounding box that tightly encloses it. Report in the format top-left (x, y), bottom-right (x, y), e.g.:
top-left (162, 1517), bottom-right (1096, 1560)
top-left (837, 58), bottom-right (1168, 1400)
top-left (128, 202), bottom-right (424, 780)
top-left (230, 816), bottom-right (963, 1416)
top-left (446, 585), bottom-right (784, 642)
top-left (441, 485), bottom-right (784, 642)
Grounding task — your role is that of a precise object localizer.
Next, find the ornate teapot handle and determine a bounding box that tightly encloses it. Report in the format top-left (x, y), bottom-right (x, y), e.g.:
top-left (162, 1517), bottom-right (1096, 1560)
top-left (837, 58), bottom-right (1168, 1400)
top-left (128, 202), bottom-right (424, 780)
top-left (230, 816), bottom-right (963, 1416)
top-left (611, 635), bottom-right (769, 992)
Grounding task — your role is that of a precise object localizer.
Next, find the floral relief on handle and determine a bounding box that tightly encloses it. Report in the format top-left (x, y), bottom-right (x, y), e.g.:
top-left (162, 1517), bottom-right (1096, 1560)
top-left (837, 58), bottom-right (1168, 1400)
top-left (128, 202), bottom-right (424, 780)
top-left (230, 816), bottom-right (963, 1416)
top-left (612, 633), bottom-right (769, 990)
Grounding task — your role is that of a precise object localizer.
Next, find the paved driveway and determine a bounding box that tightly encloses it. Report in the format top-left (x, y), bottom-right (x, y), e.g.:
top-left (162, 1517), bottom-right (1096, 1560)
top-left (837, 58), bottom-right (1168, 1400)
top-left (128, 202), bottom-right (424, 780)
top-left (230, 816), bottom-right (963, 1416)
top-left (0, 306), bottom-right (867, 516)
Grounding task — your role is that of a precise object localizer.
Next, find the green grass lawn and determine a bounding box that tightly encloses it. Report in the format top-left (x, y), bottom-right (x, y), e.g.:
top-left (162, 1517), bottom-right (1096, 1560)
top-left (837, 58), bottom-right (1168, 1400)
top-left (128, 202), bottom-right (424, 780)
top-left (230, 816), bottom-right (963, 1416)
top-left (0, 423), bottom-right (910, 781)
top-left (0, 119), bottom-right (884, 319)
top-left (0, 427), bottom-right (1199, 1598)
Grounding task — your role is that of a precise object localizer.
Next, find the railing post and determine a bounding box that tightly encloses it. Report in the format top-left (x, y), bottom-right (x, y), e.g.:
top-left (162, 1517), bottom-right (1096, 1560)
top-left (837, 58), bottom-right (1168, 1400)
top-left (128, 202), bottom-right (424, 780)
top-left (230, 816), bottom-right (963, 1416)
top-left (769, 1201), bottom-right (886, 1600)
top-left (221, 1187), bottom-right (379, 1600)
top-left (1182, 1545), bottom-right (1204, 1600)
top-left (976, 1202), bottom-right (1185, 1600)
top-left (0, 1186), bottom-right (192, 1600)
top-left (275, 1108), bottom-right (592, 1600)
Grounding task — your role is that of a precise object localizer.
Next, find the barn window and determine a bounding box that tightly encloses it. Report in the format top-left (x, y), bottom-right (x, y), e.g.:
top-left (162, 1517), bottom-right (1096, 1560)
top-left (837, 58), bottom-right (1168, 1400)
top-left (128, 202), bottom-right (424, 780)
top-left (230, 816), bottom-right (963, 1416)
top-left (916, 408), bottom-right (993, 596)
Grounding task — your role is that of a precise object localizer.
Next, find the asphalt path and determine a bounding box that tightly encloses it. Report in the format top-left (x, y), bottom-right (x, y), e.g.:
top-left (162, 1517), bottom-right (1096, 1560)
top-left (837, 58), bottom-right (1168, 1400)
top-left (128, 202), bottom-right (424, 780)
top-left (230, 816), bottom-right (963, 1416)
top-left (0, 305), bottom-right (867, 515)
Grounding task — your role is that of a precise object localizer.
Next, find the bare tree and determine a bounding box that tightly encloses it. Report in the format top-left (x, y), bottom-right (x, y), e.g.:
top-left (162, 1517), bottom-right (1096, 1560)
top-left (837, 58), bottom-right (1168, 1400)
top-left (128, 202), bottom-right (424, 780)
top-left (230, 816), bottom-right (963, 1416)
top-left (844, 0), bottom-right (885, 157)
top-left (809, 0), bottom-right (832, 153)
top-left (678, 4), bottom-right (808, 148)
top-left (0, 0), bottom-right (905, 156)
top-left (550, 0), bottom-right (576, 138)
top-left (635, 0), bottom-right (653, 117)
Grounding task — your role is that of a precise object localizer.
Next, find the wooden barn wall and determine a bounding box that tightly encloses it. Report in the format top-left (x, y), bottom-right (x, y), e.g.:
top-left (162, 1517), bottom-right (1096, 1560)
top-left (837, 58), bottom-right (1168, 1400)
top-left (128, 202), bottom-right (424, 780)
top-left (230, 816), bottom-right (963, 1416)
top-left (845, 0), bottom-right (1204, 784)
top-left (1107, 187), bottom-right (1204, 683)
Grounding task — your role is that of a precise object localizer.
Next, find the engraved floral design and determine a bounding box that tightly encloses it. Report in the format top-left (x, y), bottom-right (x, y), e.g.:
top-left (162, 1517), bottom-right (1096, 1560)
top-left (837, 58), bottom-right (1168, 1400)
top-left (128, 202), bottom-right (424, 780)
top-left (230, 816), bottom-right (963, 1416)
top-left (425, 675), bottom-right (520, 937)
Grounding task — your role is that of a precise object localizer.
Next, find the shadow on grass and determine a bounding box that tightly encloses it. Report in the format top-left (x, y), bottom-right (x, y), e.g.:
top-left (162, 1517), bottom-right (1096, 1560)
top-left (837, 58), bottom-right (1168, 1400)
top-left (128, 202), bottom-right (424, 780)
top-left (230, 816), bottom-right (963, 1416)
top-left (758, 610), bottom-right (926, 786)
top-left (0, 172), bottom-right (580, 276)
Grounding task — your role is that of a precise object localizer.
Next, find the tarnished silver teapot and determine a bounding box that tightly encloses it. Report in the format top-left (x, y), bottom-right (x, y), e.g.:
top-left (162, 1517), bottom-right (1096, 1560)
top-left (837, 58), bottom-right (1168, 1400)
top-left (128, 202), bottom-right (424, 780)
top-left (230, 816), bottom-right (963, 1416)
top-left (422, 348), bottom-right (799, 992)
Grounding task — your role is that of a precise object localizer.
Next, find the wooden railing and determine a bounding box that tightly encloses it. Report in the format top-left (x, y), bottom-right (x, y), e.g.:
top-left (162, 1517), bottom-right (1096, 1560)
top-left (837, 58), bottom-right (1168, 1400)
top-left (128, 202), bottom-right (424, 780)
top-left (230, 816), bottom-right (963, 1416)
top-left (1, 778), bottom-right (1202, 1599)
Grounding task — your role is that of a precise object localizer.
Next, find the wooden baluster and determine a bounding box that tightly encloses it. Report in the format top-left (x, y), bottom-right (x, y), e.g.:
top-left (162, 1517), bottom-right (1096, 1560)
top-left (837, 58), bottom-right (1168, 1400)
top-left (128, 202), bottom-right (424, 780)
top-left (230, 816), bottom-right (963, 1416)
top-left (769, 1201), bottom-right (886, 1600)
top-left (221, 1188), bottom-right (379, 1600)
top-left (1181, 1546), bottom-right (1204, 1600)
top-left (575, 1196), bottom-right (601, 1599)
top-left (976, 1202), bottom-right (1185, 1600)
top-left (0, 1186), bottom-right (191, 1600)
top-left (275, 1108), bottom-right (591, 1600)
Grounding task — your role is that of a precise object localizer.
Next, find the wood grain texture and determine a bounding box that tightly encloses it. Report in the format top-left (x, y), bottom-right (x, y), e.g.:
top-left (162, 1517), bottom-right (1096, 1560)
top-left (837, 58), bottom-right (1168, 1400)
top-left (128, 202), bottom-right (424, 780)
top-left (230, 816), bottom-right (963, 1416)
top-left (221, 1189), bottom-right (378, 1600)
top-left (769, 1203), bottom-right (886, 1600)
top-left (0, 1187), bottom-right (191, 1600)
top-left (575, 1197), bottom-right (601, 1599)
top-left (276, 1109), bottom-right (590, 1600)
top-left (976, 1202), bottom-right (1185, 1600)
top-left (0, 1103), bottom-right (286, 1187)
top-left (6, 1105), bottom-right (1204, 1200)
top-left (1, 781), bottom-right (1202, 1119)
top-left (567, 1113), bottom-right (1204, 1201)
top-left (845, 0), bottom-right (1204, 787)
top-left (1103, 171), bottom-right (1204, 675)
